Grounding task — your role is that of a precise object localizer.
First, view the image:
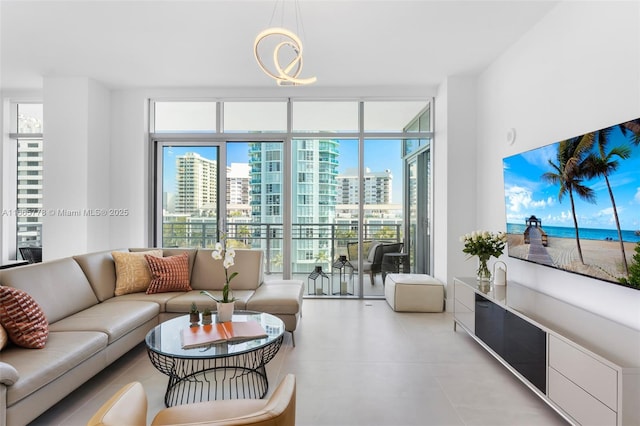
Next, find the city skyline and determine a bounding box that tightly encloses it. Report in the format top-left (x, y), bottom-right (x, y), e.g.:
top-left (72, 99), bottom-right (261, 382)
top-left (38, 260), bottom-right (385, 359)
top-left (162, 140), bottom-right (403, 207)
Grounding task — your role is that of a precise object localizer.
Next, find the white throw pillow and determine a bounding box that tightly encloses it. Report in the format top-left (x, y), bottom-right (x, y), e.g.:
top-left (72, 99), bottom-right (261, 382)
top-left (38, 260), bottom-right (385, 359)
top-left (367, 242), bottom-right (380, 263)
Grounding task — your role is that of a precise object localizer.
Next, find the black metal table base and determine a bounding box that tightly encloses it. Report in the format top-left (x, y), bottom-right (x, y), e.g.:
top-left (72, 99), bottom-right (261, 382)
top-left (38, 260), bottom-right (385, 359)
top-left (147, 334), bottom-right (283, 407)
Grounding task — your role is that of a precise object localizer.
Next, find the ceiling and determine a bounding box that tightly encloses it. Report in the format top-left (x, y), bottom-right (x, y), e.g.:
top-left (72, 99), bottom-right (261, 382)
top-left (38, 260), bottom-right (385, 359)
top-left (0, 0), bottom-right (560, 91)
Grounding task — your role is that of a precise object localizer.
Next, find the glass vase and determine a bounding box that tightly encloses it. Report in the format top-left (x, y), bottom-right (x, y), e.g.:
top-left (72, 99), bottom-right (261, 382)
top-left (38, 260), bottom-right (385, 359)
top-left (477, 258), bottom-right (491, 282)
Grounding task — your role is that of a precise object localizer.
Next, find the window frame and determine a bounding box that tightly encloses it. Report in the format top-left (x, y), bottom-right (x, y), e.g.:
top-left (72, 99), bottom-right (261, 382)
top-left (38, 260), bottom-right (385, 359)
top-left (149, 98), bottom-right (434, 294)
top-left (3, 101), bottom-right (44, 262)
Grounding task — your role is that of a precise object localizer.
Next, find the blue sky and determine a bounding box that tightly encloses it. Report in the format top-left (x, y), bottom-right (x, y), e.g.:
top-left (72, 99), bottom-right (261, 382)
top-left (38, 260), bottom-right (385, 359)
top-left (503, 125), bottom-right (640, 232)
top-left (163, 140), bottom-right (403, 204)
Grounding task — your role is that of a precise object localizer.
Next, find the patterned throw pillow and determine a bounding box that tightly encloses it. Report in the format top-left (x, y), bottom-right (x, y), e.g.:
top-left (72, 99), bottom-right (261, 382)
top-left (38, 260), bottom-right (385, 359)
top-left (145, 252), bottom-right (191, 294)
top-left (0, 322), bottom-right (8, 351)
top-left (0, 286), bottom-right (48, 349)
top-left (112, 250), bottom-right (163, 296)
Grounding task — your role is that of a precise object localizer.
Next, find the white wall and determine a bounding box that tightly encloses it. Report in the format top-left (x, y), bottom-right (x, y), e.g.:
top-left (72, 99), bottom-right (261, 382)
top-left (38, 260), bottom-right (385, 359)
top-left (108, 90), bottom-right (149, 249)
top-left (475, 0), bottom-right (640, 330)
top-left (433, 76), bottom-right (479, 307)
top-left (42, 77), bottom-right (111, 259)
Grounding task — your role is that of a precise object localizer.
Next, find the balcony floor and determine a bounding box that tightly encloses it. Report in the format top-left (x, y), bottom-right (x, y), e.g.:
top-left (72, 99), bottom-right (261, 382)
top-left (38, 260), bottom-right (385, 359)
top-left (29, 299), bottom-right (567, 425)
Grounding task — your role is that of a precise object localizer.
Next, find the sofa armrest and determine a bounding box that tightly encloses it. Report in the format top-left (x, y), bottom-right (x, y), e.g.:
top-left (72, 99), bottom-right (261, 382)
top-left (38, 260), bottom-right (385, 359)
top-left (0, 362), bottom-right (18, 386)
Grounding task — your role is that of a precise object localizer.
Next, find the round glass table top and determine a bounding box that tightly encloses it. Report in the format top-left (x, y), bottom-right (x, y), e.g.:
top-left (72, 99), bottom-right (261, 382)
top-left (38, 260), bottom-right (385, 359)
top-left (145, 310), bottom-right (285, 359)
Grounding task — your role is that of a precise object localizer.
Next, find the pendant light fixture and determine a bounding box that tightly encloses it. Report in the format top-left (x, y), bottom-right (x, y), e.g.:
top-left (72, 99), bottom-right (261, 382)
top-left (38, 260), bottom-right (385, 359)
top-left (253, 0), bottom-right (317, 86)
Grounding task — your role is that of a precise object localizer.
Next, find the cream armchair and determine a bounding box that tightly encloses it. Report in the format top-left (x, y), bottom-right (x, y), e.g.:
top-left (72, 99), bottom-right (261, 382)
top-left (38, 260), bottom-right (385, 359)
top-left (87, 374), bottom-right (296, 426)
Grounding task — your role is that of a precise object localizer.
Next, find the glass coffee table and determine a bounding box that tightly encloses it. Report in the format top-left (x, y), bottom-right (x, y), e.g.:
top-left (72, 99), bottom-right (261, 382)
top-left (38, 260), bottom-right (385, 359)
top-left (145, 311), bottom-right (284, 407)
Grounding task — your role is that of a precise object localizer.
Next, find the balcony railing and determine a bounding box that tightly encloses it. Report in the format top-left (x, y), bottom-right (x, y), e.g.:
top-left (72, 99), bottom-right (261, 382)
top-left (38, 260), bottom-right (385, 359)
top-left (162, 221), bottom-right (403, 274)
top-left (17, 221), bottom-right (402, 276)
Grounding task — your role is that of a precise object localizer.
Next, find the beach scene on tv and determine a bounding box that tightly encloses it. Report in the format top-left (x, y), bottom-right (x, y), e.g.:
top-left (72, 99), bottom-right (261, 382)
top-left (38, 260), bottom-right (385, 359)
top-left (503, 118), bottom-right (640, 288)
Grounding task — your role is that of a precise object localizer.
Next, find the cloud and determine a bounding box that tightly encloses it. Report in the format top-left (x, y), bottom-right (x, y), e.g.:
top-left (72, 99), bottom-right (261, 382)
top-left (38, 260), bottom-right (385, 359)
top-left (595, 207), bottom-right (617, 226)
top-left (505, 185), bottom-right (552, 213)
top-left (531, 197), bottom-right (554, 209)
top-left (546, 210), bottom-right (573, 225)
top-left (635, 187), bottom-right (640, 204)
top-left (597, 207), bottom-right (615, 217)
top-left (520, 143), bottom-right (557, 169)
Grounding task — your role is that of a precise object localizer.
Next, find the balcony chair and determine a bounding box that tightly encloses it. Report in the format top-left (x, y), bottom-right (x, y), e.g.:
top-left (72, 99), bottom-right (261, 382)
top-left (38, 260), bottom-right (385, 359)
top-left (347, 241), bottom-right (403, 285)
top-left (87, 374), bottom-right (296, 426)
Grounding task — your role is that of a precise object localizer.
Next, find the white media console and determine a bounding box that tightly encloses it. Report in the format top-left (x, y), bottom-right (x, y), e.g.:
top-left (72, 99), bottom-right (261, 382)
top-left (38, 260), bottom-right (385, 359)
top-left (453, 277), bottom-right (640, 426)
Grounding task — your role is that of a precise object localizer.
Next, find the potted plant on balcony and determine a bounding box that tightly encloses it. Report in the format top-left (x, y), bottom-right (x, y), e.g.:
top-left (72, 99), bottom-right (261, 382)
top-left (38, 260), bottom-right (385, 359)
top-left (201, 234), bottom-right (238, 322)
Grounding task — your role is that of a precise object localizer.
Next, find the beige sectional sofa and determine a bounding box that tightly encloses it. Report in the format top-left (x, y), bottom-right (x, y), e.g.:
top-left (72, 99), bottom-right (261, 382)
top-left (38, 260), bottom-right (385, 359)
top-left (0, 248), bottom-right (303, 426)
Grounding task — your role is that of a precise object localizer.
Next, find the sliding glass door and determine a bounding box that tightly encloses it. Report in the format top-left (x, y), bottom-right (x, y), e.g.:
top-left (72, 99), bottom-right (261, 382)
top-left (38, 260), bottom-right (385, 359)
top-left (406, 148), bottom-right (431, 274)
top-left (150, 99), bottom-right (433, 298)
top-left (157, 144), bottom-right (220, 248)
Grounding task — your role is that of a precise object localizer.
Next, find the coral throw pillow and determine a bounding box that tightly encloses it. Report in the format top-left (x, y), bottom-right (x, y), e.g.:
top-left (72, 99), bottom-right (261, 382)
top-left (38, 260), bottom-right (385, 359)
top-left (145, 252), bottom-right (191, 294)
top-left (112, 250), bottom-right (163, 296)
top-left (0, 286), bottom-right (49, 349)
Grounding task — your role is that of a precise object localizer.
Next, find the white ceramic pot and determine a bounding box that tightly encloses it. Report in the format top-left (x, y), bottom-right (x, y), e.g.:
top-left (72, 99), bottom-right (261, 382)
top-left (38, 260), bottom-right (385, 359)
top-left (216, 301), bottom-right (235, 322)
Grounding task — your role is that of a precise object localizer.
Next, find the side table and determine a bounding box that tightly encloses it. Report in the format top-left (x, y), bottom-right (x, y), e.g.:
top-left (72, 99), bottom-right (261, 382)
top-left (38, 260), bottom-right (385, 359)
top-left (381, 252), bottom-right (409, 282)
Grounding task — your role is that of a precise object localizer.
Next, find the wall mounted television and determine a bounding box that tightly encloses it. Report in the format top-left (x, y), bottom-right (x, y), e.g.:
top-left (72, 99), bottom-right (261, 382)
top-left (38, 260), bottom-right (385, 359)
top-left (502, 118), bottom-right (640, 289)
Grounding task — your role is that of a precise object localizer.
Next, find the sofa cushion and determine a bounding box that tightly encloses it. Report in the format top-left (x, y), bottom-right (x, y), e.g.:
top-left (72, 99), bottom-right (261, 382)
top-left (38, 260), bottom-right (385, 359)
top-left (101, 291), bottom-right (179, 313)
top-left (0, 286), bottom-right (49, 349)
top-left (74, 249), bottom-right (128, 302)
top-left (164, 290), bottom-right (255, 312)
top-left (112, 250), bottom-right (163, 296)
top-left (145, 253), bottom-right (191, 294)
top-left (1, 330), bottom-right (108, 406)
top-left (0, 257), bottom-right (99, 323)
top-left (49, 300), bottom-right (159, 344)
top-left (190, 249), bottom-right (264, 291)
top-left (129, 248), bottom-right (198, 278)
top-left (247, 280), bottom-right (304, 315)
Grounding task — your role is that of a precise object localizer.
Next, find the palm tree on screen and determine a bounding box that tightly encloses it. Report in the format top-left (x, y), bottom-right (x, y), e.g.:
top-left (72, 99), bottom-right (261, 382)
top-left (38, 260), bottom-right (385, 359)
top-left (542, 136), bottom-right (596, 265)
top-left (620, 119), bottom-right (640, 145)
top-left (582, 127), bottom-right (632, 275)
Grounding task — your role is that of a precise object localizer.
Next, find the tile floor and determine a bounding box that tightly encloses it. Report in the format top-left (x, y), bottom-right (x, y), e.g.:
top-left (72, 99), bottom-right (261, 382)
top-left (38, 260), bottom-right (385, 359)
top-left (29, 299), bottom-right (568, 426)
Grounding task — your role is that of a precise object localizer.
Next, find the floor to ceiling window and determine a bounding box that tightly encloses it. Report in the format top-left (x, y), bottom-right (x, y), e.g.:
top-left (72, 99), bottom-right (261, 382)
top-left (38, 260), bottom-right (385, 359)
top-left (150, 99), bottom-right (433, 299)
top-left (404, 110), bottom-right (432, 276)
top-left (4, 102), bottom-right (44, 262)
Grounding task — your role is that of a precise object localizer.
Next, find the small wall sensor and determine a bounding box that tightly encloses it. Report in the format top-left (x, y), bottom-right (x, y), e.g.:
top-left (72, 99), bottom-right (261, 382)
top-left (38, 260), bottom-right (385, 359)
top-left (506, 128), bottom-right (516, 145)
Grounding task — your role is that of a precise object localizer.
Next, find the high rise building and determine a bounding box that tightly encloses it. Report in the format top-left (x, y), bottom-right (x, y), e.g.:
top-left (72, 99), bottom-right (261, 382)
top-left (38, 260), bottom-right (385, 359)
top-left (337, 167), bottom-right (392, 205)
top-left (226, 162), bottom-right (251, 218)
top-left (175, 152), bottom-right (217, 215)
top-left (16, 138), bottom-right (43, 247)
top-left (249, 140), bottom-right (339, 272)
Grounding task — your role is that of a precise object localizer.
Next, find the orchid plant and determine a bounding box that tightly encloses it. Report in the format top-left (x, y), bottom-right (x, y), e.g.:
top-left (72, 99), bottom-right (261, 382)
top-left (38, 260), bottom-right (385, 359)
top-left (201, 235), bottom-right (238, 303)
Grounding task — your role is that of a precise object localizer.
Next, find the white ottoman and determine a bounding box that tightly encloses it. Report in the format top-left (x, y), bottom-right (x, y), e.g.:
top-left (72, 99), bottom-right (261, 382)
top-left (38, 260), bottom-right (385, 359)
top-left (385, 273), bottom-right (444, 312)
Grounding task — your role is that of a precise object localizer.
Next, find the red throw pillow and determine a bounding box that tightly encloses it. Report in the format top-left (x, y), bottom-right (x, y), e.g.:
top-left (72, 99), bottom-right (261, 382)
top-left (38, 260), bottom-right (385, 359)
top-left (0, 286), bottom-right (49, 349)
top-left (145, 252), bottom-right (192, 294)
